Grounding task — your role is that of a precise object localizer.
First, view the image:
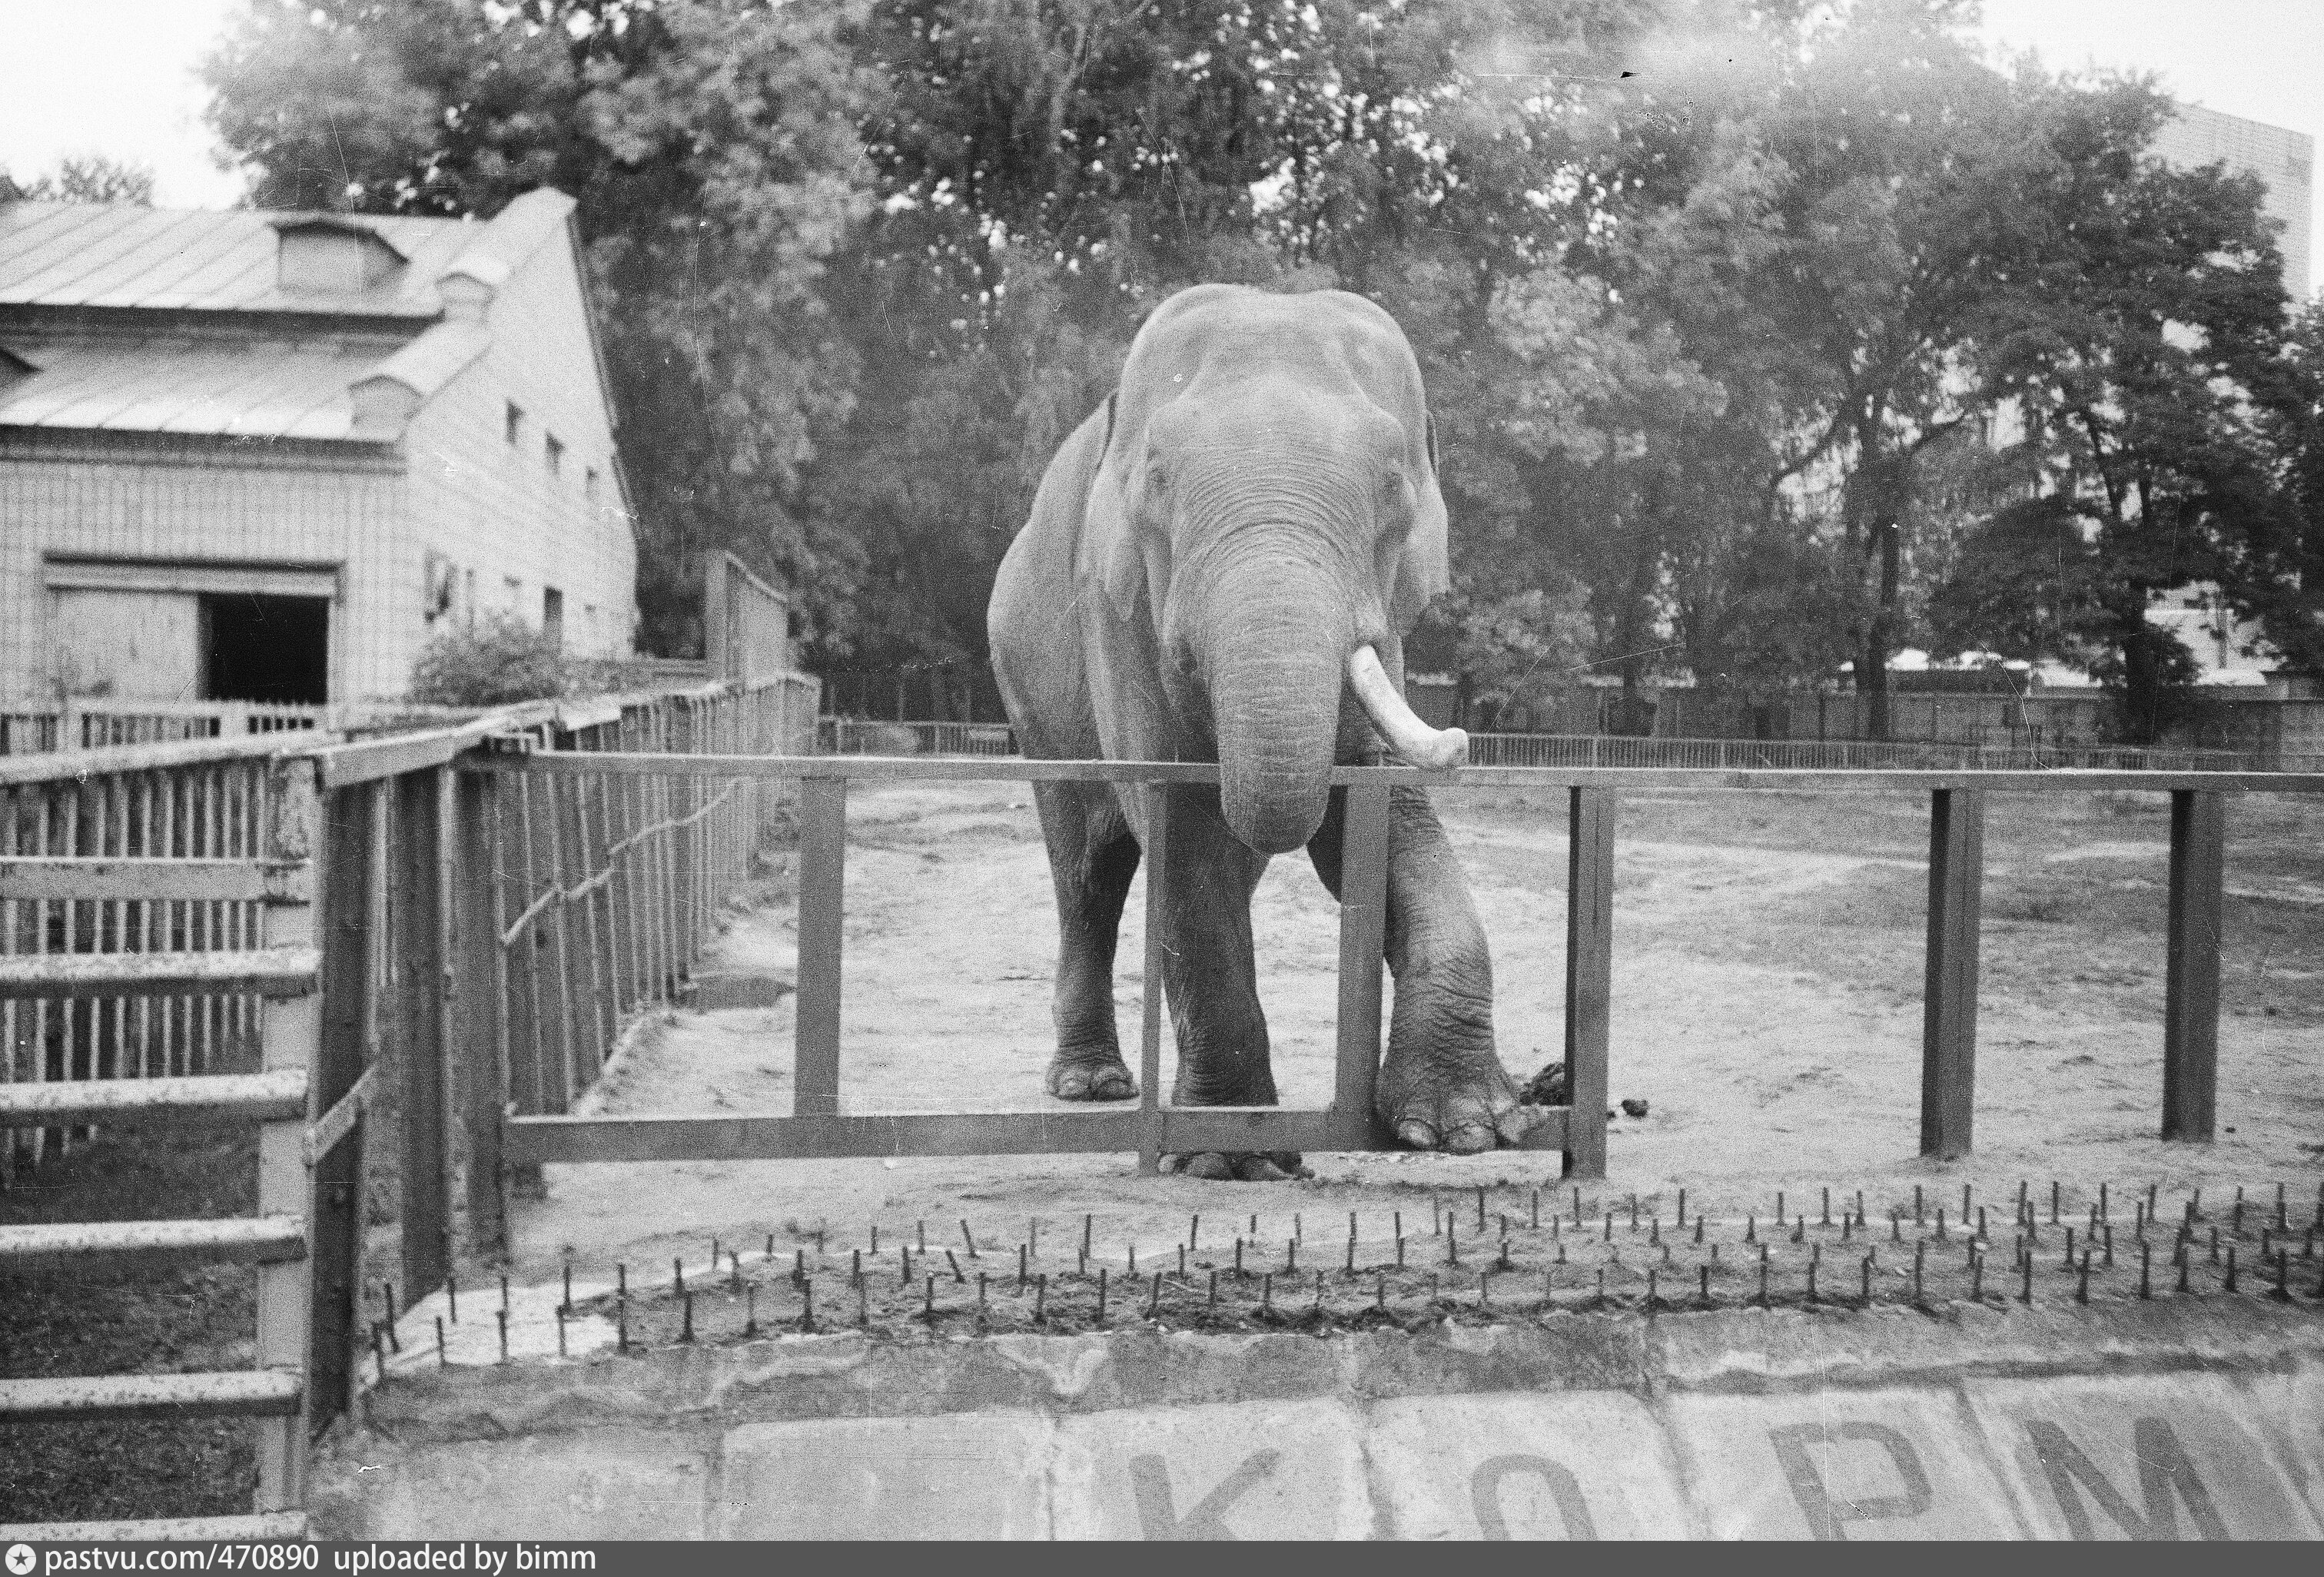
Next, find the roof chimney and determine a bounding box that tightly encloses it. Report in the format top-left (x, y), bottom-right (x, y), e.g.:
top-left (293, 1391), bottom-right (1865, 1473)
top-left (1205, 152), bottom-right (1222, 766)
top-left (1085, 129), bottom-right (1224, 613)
top-left (271, 215), bottom-right (406, 296)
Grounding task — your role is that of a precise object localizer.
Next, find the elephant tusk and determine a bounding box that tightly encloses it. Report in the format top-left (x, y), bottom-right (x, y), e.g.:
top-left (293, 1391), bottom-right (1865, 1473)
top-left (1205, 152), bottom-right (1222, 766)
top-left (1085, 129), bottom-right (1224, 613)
top-left (1347, 645), bottom-right (1468, 770)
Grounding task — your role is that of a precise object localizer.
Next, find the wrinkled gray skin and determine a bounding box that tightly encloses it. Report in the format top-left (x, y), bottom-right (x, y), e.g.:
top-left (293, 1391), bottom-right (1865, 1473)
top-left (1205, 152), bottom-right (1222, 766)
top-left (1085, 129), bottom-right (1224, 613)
top-left (988, 285), bottom-right (1540, 1180)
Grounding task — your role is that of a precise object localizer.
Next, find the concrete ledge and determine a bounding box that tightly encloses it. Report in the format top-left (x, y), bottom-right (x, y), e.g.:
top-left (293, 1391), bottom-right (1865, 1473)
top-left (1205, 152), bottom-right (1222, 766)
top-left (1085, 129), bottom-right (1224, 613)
top-left (317, 1300), bottom-right (2324, 1539)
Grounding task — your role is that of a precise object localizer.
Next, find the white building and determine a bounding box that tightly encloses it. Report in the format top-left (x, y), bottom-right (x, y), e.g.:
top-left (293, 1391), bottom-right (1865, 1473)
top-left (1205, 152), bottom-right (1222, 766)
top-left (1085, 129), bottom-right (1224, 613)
top-left (2151, 102), bottom-right (2313, 300)
top-left (0, 189), bottom-right (636, 706)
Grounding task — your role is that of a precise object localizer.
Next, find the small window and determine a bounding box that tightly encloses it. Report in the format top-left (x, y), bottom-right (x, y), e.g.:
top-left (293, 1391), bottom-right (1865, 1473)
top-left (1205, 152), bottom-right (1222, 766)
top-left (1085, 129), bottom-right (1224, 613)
top-left (542, 586), bottom-right (564, 649)
top-left (504, 401), bottom-right (523, 445)
top-left (545, 433), bottom-right (564, 474)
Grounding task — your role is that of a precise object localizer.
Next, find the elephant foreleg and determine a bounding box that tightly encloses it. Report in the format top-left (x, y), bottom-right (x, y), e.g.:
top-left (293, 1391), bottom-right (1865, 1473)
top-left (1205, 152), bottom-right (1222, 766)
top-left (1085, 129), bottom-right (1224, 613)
top-left (1308, 785), bottom-right (1536, 1153)
top-left (1149, 784), bottom-right (1304, 1180)
top-left (1034, 781), bottom-right (1140, 1101)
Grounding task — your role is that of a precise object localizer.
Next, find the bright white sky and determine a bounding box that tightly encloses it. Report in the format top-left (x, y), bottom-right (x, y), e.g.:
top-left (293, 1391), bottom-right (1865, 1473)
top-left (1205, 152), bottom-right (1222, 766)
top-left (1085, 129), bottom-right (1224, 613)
top-left (0, 0), bottom-right (2317, 274)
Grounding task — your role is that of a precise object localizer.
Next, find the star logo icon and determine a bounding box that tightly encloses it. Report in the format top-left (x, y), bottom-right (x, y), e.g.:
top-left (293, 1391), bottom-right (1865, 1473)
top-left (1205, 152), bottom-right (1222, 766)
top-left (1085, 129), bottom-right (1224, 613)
top-left (5, 1542), bottom-right (36, 1576)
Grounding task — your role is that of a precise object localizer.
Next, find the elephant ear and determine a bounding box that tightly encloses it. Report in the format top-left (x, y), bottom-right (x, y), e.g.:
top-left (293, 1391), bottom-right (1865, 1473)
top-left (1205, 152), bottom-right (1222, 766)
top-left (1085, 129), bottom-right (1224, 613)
top-left (1079, 392), bottom-right (1150, 623)
top-left (1390, 409), bottom-right (1450, 632)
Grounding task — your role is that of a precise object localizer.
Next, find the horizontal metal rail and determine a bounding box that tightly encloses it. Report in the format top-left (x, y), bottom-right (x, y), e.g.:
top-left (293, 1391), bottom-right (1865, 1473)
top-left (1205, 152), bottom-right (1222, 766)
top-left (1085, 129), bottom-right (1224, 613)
top-left (480, 751), bottom-right (2324, 794)
top-left (0, 945), bottom-right (320, 1001)
top-left (506, 1104), bottom-right (1572, 1165)
top-left (0, 1069), bottom-right (308, 1126)
top-left (0, 856), bottom-right (307, 905)
top-left (0, 1370), bottom-right (302, 1422)
top-left (0, 1512), bottom-right (309, 1543)
top-left (0, 1215), bottom-right (306, 1272)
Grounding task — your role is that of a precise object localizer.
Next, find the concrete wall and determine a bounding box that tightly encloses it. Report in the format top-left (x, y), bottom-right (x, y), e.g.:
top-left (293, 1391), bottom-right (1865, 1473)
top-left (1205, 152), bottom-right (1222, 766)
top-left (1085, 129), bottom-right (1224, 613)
top-left (317, 1300), bottom-right (2324, 1540)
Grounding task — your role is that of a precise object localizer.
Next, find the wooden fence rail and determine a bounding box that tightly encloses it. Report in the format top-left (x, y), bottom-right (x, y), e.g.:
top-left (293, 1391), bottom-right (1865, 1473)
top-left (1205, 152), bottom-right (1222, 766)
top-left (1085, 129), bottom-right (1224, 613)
top-left (490, 761), bottom-right (1605, 1181)
top-left (482, 752), bottom-right (2324, 1202)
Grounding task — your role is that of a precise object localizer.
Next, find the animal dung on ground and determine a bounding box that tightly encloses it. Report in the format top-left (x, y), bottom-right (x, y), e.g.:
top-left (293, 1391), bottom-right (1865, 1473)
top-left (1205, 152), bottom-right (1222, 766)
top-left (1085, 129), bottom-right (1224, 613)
top-left (1619, 1097), bottom-right (1651, 1119)
top-left (1518, 1060), bottom-right (1569, 1107)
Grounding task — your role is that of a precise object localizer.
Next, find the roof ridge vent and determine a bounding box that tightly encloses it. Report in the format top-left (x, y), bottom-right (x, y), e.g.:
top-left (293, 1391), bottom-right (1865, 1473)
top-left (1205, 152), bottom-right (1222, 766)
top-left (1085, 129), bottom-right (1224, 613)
top-left (270, 214), bottom-right (407, 296)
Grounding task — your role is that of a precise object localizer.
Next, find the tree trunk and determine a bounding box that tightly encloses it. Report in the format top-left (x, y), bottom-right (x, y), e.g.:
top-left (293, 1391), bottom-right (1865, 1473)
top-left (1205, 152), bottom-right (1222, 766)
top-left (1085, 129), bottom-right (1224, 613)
top-left (1863, 508), bottom-right (1901, 741)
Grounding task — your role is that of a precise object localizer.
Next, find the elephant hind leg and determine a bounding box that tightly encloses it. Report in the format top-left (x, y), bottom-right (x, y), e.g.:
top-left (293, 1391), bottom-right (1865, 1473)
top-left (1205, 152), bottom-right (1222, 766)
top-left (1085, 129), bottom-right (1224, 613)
top-left (1034, 780), bottom-right (1140, 1101)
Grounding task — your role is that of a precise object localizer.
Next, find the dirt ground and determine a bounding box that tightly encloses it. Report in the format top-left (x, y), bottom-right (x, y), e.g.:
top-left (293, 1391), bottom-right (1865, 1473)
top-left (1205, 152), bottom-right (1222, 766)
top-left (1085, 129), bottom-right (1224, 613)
top-left (512, 780), bottom-right (2324, 1283)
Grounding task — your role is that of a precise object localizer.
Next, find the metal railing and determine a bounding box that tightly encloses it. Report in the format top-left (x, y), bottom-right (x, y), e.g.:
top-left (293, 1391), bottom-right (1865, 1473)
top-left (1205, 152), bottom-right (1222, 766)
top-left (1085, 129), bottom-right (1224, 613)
top-left (818, 718), bottom-right (1021, 756)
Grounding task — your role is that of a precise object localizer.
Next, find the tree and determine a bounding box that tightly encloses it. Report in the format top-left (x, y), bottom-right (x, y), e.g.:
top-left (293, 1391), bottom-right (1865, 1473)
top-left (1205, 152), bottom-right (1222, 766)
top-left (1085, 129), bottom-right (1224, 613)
top-left (1945, 75), bottom-right (2302, 740)
top-left (204, 0), bottom-right (875, 654)
top-left (0, 154), bottom-right (156, 204)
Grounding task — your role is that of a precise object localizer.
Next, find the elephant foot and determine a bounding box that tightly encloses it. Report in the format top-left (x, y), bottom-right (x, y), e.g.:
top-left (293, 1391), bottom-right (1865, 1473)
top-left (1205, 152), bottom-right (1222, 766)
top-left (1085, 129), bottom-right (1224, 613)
top-left (1157, 1151), bottom-right (1311, 1182)
top-left (1377, 1045), bottom-right (1548, 1154)
top-left (1046, 1053), bottom-right (1137, 1102)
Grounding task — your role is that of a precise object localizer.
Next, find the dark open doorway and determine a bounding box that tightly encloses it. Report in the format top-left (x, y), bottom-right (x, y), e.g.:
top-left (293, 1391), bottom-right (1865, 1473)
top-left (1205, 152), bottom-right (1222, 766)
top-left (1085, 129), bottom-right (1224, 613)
top-left (201, 593), bottom-right (330, 704)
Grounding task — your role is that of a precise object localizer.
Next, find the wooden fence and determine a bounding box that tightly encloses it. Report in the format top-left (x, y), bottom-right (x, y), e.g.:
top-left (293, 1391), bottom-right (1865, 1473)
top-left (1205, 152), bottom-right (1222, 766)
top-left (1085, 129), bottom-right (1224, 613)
top-left (6, 695), bottom-right (2318, 1533)
top-left (487, 755), bottom-right (1610, 1185)
top-left (478, 754), bottom-right (2322, 1203)
top-left (806, 722), bottom-right (2306, 773)
top-left (0, 672), bottom-right (814, 1539)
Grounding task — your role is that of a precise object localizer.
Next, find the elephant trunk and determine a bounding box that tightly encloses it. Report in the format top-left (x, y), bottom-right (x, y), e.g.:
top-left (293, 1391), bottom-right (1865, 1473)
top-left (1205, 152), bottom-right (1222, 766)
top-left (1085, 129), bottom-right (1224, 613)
top-left (1204, 586), bottom-right (1349, 857)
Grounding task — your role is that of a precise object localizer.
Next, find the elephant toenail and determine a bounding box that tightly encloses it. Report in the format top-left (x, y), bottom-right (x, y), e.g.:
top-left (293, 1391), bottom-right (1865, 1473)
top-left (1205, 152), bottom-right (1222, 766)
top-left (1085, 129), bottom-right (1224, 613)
top-left (1396, 1120), bottom-right (1438, 1150)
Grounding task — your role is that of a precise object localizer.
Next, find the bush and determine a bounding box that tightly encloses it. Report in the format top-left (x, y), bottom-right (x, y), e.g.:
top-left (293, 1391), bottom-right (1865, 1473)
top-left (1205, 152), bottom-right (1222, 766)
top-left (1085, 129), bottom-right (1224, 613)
top-left (407, 615), bottom-right (570, 707)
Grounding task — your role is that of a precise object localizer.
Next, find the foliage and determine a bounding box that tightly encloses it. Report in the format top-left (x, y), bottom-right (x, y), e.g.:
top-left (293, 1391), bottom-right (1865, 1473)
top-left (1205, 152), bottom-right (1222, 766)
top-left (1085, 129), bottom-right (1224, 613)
top-left (200, 0), bottom-right (2319, 732)
top-left (408, 615), bottom-right (571, 706)
top-left (0, 154), bottom-right (155, 204)
top-left (206, 0), bottom-right (875, 656)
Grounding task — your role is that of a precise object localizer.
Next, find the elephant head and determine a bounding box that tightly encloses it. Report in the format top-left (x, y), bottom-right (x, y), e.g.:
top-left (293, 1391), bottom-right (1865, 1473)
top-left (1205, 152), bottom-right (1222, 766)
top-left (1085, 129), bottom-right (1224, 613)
top-left (1078, 286), bottom-right (1467, 855)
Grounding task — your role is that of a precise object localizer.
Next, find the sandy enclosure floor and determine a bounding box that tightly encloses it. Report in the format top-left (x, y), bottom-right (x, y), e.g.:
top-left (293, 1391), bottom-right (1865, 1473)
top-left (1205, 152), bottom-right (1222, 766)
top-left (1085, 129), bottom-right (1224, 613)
top-left (510, 779), bottom-right (2324, 1281)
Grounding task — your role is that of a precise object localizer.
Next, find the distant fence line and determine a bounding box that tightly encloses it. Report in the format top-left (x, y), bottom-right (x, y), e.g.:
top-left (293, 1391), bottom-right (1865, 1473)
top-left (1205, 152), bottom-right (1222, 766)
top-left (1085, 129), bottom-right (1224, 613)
top-left (812, 719), bottom-right (2319, 775)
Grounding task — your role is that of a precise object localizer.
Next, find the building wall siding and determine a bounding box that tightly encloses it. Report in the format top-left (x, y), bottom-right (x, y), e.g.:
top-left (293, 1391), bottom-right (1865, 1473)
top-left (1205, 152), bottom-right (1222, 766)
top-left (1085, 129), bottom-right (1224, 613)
top-left (402, 223), bottom-right (636, 666)
top-left (0, 433), bottom-right (407, 699)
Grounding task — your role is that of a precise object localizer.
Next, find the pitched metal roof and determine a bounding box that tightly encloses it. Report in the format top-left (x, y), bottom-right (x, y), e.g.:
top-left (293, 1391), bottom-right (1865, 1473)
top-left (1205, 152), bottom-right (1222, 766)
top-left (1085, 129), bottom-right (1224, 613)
top-left (0, 334), bottom-right (397, 440)
top-left (0, 202), bottom-right (476, 316)
top-left (0, 191), bottom-right (583, 443)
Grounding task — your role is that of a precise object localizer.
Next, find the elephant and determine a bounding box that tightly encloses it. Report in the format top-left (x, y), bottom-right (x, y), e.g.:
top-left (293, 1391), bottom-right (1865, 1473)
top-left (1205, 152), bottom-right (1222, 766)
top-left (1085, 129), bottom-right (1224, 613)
top-left (987, 284), bottom-right (1542, 1180)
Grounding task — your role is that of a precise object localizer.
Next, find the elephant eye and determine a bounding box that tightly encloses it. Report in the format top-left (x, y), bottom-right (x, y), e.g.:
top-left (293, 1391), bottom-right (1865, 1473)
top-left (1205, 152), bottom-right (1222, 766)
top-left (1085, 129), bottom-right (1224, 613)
top-left (1147, 463), bottom-right (1167, 494)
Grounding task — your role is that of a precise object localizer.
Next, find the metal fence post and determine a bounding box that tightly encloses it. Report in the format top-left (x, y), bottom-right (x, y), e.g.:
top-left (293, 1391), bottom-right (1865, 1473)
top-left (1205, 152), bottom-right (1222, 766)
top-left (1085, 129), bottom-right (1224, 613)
top-left (1921, 788), bottom-right (1984, 1159)
top-left (2163, 789), bottom-right (2224, 1140)
top-left (1564, 787), bottom-right (1615, 1178)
